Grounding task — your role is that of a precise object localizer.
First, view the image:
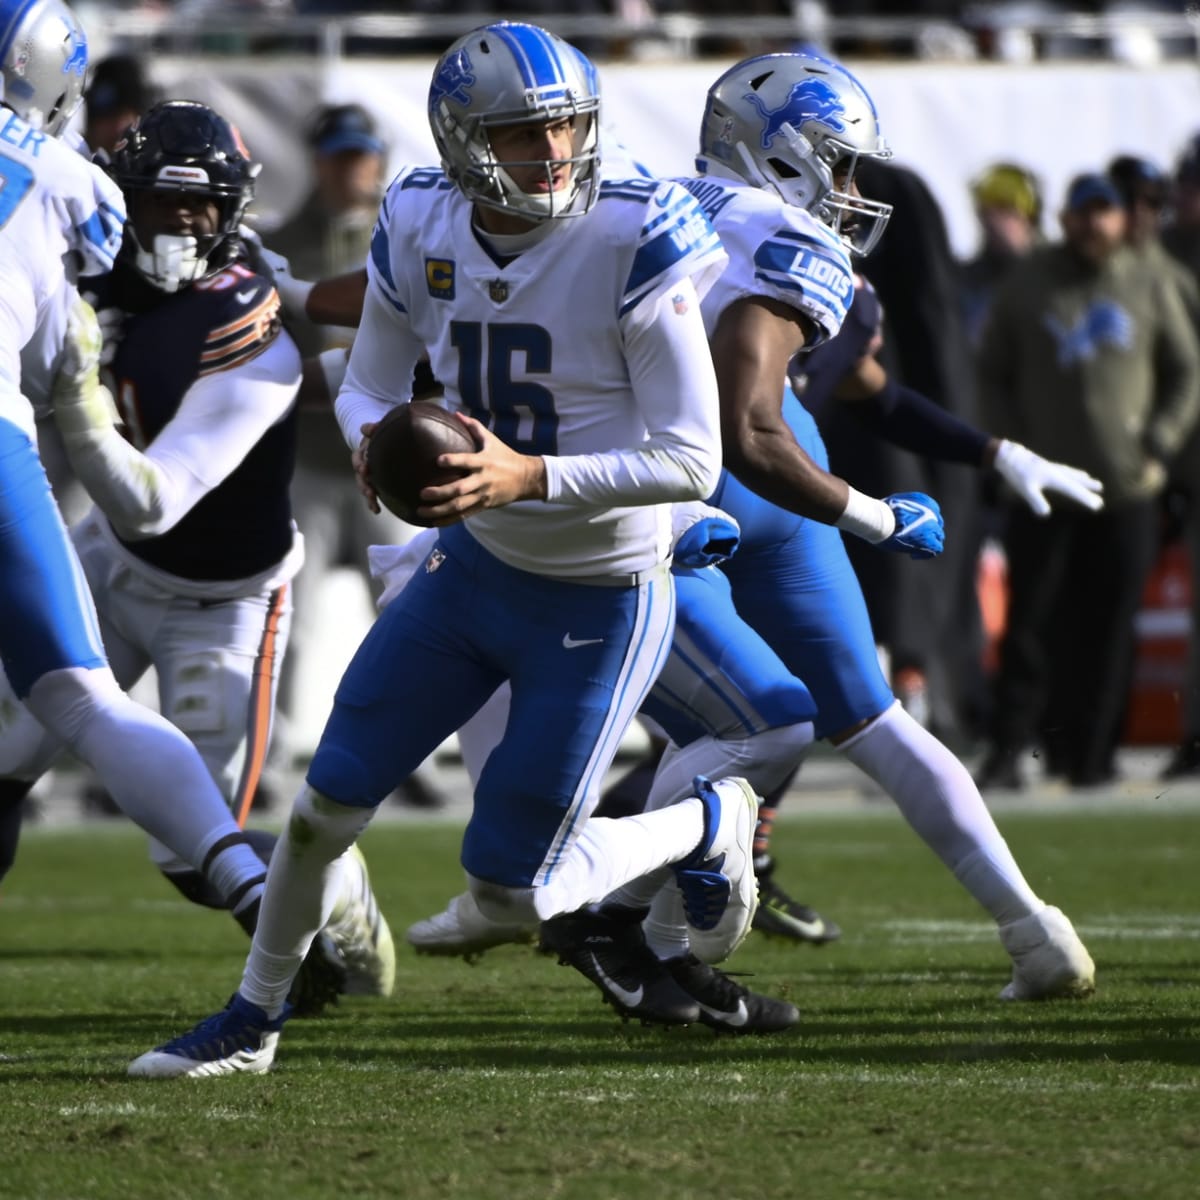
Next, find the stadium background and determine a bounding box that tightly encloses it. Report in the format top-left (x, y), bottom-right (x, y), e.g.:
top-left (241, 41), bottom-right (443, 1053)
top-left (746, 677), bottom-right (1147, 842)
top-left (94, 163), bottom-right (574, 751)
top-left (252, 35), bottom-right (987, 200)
top-left (72, 6), bottom-right (1200, 752)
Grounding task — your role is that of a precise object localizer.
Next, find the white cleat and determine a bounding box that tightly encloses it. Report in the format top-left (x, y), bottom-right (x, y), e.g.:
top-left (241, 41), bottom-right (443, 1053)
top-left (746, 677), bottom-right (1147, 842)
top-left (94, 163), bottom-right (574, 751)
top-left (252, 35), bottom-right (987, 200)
top-left (406, 890), bottom-right (536, 962)
top-left (323, 845), bottom-right (396, 997)
top-left (675, 775), bottom-right (759, 966)
top-left (999, 905), bottom-right (1096, 1000)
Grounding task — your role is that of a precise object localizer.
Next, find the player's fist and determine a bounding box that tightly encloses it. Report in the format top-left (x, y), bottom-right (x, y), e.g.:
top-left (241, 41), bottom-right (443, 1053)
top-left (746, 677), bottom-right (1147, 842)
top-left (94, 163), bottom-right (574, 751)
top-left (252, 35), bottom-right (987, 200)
top-left (881, 491), bottom-right (944, 560)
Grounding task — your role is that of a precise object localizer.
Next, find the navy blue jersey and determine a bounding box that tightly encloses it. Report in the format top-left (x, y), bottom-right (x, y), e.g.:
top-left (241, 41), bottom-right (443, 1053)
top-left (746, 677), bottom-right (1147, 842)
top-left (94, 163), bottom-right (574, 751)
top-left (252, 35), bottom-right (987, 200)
top-left (92, 260), bottom-right (297, 581)
top-left (792, 277), bottom-right (882, 423)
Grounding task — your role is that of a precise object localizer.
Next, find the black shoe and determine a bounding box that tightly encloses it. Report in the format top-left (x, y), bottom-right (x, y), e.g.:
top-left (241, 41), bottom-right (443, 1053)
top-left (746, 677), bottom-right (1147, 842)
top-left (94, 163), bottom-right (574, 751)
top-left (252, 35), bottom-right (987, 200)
top-left (665, 953), bottom-right (799, 1034)
top-left (973, 748), bottom-right (1025, 791)
top-left (752, 860), bottom-right (841, 944)
top-left (539, 906), bottom-right (701, 1026)
top-left (1161, 738), bottom-right (1200, 781)
top-left (286, 931), bottom-right (347, 1019)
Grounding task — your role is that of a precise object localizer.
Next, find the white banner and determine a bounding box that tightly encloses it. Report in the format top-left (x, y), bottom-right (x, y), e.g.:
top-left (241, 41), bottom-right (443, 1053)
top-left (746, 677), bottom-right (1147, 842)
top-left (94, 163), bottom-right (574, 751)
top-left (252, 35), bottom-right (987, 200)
top-left (150, 56), bottom-right (1200, 258)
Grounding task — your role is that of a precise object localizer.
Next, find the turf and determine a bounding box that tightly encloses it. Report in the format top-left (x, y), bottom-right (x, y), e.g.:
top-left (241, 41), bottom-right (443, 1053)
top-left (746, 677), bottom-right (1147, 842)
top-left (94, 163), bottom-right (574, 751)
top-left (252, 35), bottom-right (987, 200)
top-left (2, 808), bottom-right (1197, 1200)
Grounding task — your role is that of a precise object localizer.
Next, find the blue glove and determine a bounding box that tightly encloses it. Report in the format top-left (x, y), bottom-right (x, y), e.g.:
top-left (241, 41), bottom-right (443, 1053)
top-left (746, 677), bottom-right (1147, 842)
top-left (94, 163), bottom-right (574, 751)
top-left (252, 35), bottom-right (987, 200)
top-left (673, 516), bottom-right (740, 567)
top-left (881, 492), bottom-right (944, 560)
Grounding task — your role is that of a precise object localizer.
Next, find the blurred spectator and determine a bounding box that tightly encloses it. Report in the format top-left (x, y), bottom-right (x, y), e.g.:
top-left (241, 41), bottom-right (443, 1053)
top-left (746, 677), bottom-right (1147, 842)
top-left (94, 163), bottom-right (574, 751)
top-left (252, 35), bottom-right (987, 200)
top-left (1148, 143), bottom-right (1200, 777)
top-left (974, 172), bottom-right (1200, 789)
top-left (815, 158), bottom-right (981, 737)
top-left (83, 54), bottom-right (159, 158)
top-left (961, 162), bottom-right (1044, 346)
top-left (264, 103), bottom-right (445, 809)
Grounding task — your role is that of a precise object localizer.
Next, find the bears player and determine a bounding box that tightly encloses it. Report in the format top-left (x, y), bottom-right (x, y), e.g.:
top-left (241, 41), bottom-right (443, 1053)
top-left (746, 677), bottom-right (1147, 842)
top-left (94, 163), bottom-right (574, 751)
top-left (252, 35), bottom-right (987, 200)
top-left (127, 20), bottom-right (780, 1077)
top-left (0, 0), bottom-right (294, 940)
top-left (0, 98), bottom-right (394, 1008)
top-left (411, 52), bottom-right (1098, 1005)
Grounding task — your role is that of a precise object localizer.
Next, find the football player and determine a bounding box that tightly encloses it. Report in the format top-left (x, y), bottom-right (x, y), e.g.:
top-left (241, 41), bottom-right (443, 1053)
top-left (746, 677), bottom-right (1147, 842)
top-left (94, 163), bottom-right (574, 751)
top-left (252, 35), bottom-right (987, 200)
top-left (0, 0), bottom-right (289, 937)
top-left (411, 52), bottom-right (1098, 1005)
top-left (127, 20), bottom-right (781, 1077)
top-left (0, 97), bottom-right (393, 1009)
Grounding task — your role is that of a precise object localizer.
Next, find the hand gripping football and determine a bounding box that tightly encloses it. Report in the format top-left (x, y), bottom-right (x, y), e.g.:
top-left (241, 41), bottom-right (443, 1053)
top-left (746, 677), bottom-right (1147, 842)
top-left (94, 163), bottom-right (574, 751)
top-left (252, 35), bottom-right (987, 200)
top-left (365, 401), bottom-right (480, 526)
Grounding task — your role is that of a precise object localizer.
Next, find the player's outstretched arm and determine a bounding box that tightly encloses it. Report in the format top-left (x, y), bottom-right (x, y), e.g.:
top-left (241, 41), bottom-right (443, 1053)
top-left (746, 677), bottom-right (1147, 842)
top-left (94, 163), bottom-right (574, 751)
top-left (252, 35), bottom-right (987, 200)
top-left (711, 295), bottom-right (900, 547)
top-left (836, 353), bottom-right (1104, 516)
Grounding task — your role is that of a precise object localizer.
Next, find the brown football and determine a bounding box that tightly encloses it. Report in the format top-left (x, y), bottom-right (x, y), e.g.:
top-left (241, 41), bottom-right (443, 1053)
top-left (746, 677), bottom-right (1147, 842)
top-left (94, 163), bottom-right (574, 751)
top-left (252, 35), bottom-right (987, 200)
top-left (365, 401), bottom-right (479, 526)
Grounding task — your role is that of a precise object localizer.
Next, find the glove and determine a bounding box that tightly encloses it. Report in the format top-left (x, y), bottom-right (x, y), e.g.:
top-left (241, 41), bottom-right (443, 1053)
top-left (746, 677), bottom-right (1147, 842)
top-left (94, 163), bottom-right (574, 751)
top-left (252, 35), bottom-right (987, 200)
top-left (880, 491), bottom-right (945, 560)
top-left (51, 294), bottom-right (116, 439)
top-left (994, 440), bottom-right (1105, 516)
top-left (249, 242), bottom-right (315, 320)
top-left (670, 501), bottom-right (741, 567)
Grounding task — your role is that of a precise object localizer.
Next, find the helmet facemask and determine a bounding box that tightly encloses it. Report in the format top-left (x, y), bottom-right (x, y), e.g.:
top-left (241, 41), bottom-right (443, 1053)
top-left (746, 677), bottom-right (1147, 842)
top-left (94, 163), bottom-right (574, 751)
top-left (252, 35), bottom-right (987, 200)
top-left (429, 23), bottom-right (602, 224)
top-left (697, 52), bottom-right (894, 256)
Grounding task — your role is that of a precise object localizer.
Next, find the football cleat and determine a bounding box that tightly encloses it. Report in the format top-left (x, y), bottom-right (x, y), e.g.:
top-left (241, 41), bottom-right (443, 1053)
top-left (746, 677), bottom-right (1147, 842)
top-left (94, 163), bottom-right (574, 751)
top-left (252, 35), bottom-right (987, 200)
top-left (665, 953), bottom-right (800, 1034)
top-left (406, 890), bottom-right (536, 963)
top-left (128, 993), bottom-right (286, 1078)
top-left (999, 905), bottom-right (1096, 1000)
top-left (323, 845), bottom-right (396, 996)
top-left (540, 905), bottom-right (701, 1026)
top-left (286, 930), bottom-right (346, 1018)
top-left (752, 860), bottom-right (842, 945)
top-left (674, 776), bottom-right (759, 964)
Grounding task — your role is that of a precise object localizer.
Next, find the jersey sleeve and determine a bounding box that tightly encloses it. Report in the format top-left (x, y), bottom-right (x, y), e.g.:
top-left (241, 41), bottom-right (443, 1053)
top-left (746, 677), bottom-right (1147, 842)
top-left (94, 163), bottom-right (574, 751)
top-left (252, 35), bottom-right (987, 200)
top-left (62, 158), bottom-right (127, 279)
top-left (749, 210), bottom-right (854, 347)
top-left (195, 271), bottom-right (283, 377)
top-left (617, 179), bottom-right (728, 323)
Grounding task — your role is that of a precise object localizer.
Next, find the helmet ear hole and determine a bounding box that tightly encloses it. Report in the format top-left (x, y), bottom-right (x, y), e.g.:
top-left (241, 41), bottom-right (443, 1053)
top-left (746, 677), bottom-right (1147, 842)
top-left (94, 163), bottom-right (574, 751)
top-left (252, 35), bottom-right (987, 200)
top-left (768, 157), bottom-right (801, 180)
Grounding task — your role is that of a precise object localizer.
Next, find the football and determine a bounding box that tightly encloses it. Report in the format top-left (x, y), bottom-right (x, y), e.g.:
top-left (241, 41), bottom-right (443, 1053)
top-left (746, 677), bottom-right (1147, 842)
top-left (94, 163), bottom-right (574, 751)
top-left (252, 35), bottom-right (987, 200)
top-left (365, 401), bottom-right (480, 526)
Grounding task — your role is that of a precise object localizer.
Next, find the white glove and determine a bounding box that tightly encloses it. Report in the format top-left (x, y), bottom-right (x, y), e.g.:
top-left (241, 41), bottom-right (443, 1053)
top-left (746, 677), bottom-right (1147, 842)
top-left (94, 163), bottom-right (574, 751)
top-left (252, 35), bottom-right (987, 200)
top-left (993, 440), bottom-right (1105, 517)
top-left (52, 294), bottom-right (118, 437)
top-left (253, 244), bottom-right (315, 320)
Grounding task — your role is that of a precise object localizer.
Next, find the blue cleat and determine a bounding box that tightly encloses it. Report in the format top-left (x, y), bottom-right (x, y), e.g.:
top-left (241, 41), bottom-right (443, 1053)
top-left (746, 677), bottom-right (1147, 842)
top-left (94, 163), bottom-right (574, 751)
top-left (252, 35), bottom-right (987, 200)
top-left (128, 993), bottom-right (288, 1078)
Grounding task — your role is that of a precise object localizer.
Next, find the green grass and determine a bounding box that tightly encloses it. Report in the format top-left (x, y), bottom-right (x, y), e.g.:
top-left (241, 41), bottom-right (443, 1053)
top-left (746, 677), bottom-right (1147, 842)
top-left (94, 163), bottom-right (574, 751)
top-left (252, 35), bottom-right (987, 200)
top-left (2, 809), bottom-right (1198, 1200)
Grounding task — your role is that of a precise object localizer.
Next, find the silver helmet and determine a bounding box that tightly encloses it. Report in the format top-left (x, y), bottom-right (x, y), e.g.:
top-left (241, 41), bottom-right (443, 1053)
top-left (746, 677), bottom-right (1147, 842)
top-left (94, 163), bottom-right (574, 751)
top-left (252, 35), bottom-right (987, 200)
top-left (0, 0), bottom-right (88, 137)
top-left (697, 52), bottom-right (893, 255)
top-left (428, 21), bottom-right (600, 223)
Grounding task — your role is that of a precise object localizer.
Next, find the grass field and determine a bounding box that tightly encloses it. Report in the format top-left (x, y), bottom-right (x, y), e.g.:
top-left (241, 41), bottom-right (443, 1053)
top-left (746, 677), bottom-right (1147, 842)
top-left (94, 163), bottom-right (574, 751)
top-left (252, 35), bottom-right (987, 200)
top-left (2, 807), bottom-right (1198, 1200)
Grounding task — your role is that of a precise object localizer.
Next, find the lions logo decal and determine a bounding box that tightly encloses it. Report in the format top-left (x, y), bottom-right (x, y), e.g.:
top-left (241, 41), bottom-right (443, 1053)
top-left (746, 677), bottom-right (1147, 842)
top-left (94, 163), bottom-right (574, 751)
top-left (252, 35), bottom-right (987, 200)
top-left (744, 78), bottom-right (847, 149)
top-left (429, 49), bottom-right (475, 112)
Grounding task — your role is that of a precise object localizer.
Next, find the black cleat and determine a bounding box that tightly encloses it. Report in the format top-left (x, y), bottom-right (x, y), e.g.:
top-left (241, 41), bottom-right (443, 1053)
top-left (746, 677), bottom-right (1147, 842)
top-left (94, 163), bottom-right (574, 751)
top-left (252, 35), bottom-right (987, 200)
top-left (286, 931), bottom-right (347, 1018)
top-left (665, 953), bottom-right (799, 1034)
top-left (752, 860), bottom-right (841, 945)
top-left (539, 905), bottom-right (701, 1026)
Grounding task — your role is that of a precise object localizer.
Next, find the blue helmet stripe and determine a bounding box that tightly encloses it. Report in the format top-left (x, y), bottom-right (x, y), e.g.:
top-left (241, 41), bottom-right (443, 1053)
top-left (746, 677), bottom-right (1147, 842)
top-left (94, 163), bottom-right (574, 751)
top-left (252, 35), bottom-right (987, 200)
top-left (0, 0), bottom-right (40, 64)
top-left (491, 22), bottom-right (566, 93)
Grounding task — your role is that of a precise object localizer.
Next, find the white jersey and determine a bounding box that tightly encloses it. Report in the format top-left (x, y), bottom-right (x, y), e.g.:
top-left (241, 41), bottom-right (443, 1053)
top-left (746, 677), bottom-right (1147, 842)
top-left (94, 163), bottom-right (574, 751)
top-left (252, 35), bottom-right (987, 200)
top-left (338, 168), bottom-right (728, 579)
top-left (0, 108), bottom-right (125, 438)
top-left (678, 176), bottom-right (854, 348)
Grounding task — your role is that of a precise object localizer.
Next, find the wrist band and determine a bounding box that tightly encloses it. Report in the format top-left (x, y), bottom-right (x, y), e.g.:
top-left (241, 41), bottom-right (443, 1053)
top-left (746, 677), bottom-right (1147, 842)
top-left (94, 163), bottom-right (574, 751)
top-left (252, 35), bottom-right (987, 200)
top-left (834, 485), bottom-right (896, 543)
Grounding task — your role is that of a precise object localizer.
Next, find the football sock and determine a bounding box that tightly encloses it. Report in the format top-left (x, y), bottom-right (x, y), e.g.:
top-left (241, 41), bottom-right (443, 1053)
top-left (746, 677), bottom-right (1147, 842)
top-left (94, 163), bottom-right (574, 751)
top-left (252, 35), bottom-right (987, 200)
top-left (644, 886), bottom-right (690, 961)
top-left (26, 666), bottom-right (272, 906)
top-left (239, 786), bottom-right (373, 1018)
top-left (839, 700), bottom-right (1042, 926)
top-left (530, 797), bottom-right (710, 921)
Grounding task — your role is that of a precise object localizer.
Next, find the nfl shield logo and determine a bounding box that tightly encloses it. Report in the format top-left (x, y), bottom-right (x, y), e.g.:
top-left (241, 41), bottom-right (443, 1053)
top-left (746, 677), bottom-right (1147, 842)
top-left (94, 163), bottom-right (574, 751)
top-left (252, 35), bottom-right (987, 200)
top-left (425, 548), bottom-right (446, 574)
top-left (488, 279), bottom-right (509, 303)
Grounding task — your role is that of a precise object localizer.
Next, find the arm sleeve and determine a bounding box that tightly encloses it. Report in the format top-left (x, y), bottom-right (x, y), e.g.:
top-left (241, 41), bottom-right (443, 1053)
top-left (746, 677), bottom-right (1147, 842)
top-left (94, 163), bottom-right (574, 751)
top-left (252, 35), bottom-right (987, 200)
top-left (334, 253), bottom-right (424, 449)
top-left (847, 376), bottom-right (991, 466)
top-left (542, 277), bottom-right (723, 506)
top-left (59, 333), bottom-right (301, 540)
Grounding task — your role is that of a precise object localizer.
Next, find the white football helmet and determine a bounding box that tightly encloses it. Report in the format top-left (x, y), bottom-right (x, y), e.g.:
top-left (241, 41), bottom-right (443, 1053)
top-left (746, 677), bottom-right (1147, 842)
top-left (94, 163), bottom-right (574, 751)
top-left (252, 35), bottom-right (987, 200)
top-left (697, 52), bottom-right (893, 255)
top-left (0, 0), bottom-right (88, 137)
top-left (428, 21), bottom-right (600, 223)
